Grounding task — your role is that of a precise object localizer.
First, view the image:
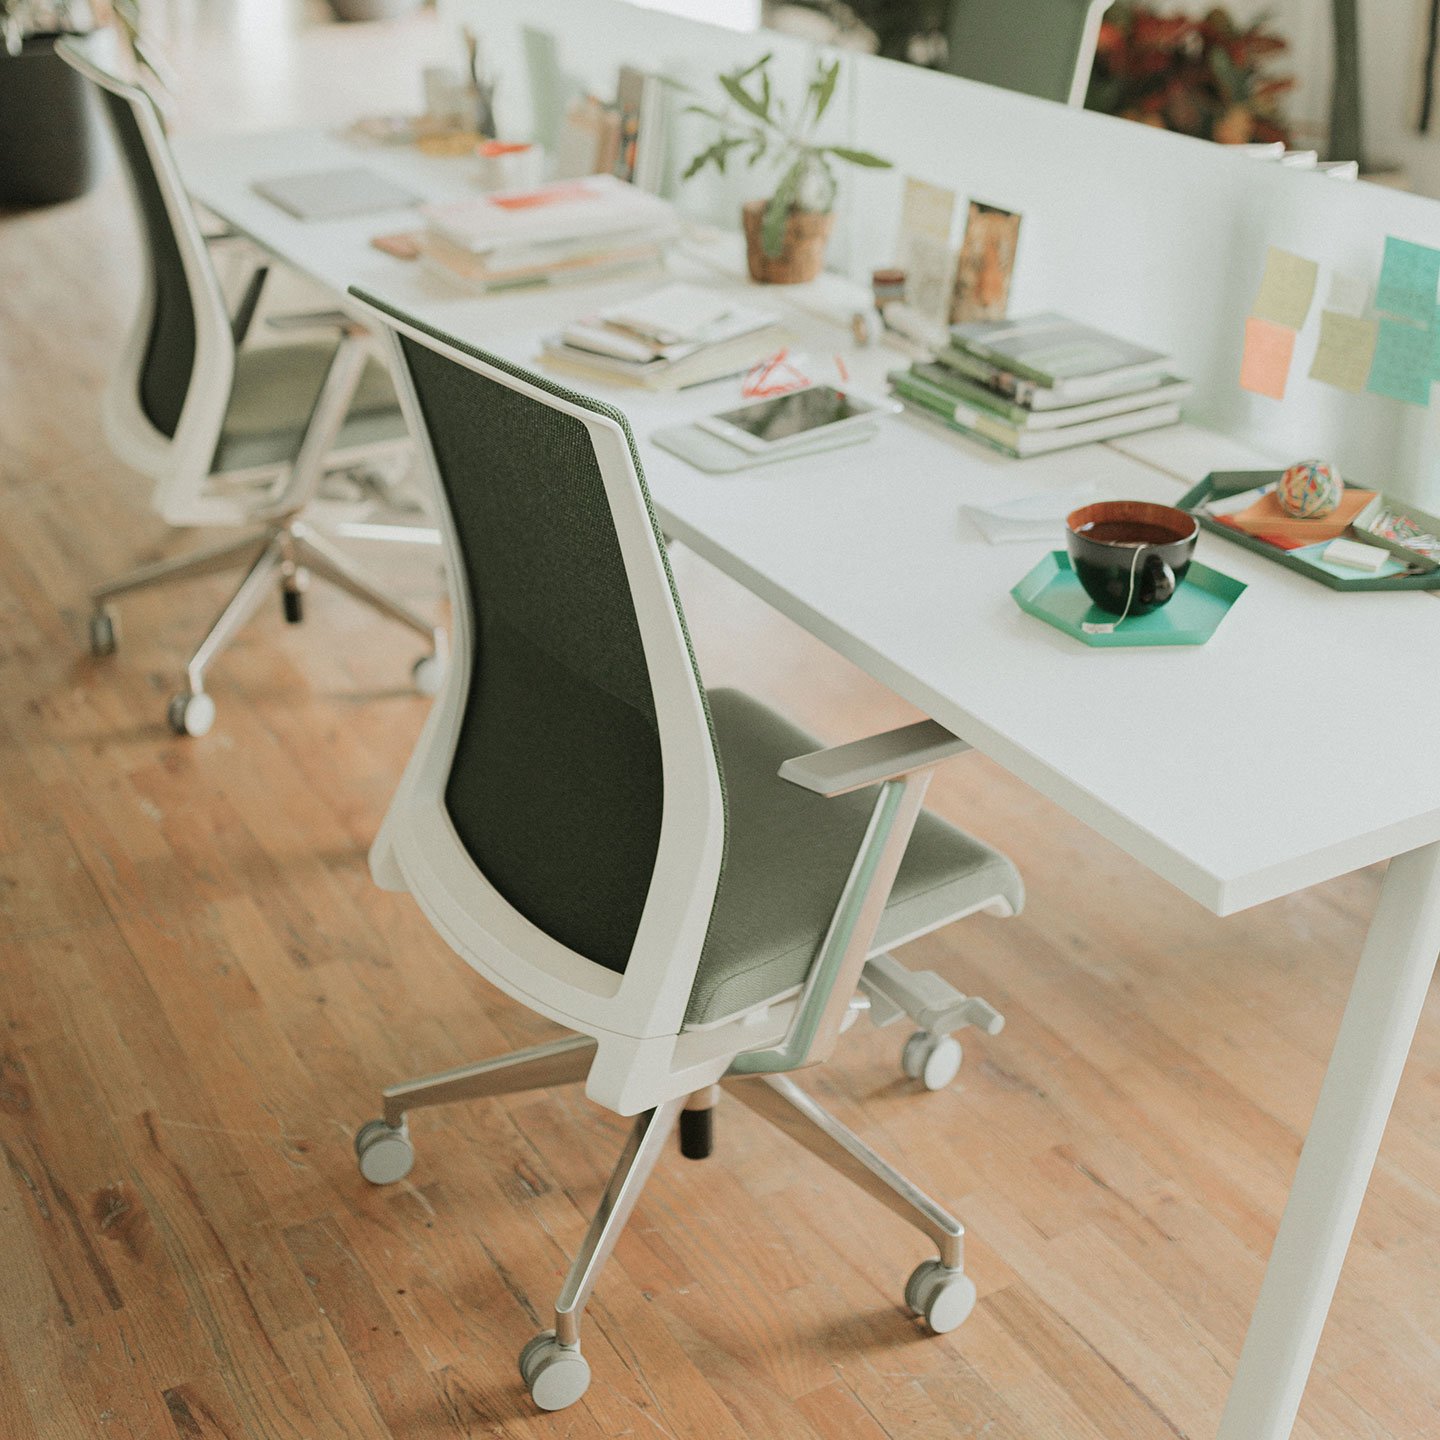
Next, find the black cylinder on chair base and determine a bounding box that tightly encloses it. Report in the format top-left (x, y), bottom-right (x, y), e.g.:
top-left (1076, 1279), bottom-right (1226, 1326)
top-left (678, 1106), bottom-right (714, 1160)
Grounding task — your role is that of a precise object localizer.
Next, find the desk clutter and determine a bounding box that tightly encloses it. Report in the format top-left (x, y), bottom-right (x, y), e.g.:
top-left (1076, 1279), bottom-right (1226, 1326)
top-left (888, 312), bottom-right (1190, 457)
top-left (539, 282), bottom-right (783, 391)
top-left (416, 174), bottom-right (676, 292)
top-left (1179, 467), bottom-right (1440, 591)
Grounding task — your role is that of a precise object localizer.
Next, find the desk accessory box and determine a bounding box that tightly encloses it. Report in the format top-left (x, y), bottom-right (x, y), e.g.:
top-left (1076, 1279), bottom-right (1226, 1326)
top-left (1178, 471), bottom-right (1440, 592)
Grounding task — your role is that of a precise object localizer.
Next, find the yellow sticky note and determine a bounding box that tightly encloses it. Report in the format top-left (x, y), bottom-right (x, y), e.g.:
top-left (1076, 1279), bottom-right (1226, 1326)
top-left (1309, 310), bottom-right (1380, 392)
top-left (1240, 316), bottom-right (1295, 400)
top-left (1251, 246), bottom-right (1319, 329)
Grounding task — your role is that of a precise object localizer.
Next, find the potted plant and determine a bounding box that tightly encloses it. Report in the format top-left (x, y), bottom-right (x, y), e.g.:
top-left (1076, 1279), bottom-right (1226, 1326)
top-left (1084, 3), bottom-right (1294, 147)
top-left (684, 53), bottom-right (890, 285)
top-left (0, 0), bottom-right (107, 207)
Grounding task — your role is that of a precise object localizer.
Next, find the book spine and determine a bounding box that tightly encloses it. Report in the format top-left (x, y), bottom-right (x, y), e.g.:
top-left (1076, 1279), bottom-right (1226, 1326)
top-left (910, 364), bottom-right (1028, 425)
top-left (891, 378), bottom-right (1021, 456)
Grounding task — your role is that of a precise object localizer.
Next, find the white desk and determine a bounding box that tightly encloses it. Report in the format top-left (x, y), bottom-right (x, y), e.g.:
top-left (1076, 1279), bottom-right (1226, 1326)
top-left (175, 125), bottom-right (1440, 1440)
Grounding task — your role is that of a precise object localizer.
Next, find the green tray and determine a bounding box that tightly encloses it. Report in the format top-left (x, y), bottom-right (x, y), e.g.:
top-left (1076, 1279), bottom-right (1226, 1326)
top-left (1011, 551), bottom-right (1245, 647)
top-left (1178, 471), bottom-right (1440, 591)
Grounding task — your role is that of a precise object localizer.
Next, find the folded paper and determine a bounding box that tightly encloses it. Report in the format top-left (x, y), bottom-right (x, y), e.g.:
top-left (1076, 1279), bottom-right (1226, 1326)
top-left (1251, 247), bottom-right (1318, 329)
top-left (1368, 318), bottom-right (1433, 406)
top-left (1375, 236), bottom-right (1440, 327)
top-left (1309, 310), bottom-right (1379, 392)
top-left (1240, 316), bottom-right (1295, 399)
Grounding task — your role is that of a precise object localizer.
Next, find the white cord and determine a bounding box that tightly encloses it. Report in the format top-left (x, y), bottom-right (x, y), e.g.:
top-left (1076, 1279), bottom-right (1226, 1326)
top-left (1081, 544), bottom-right (1145, 635)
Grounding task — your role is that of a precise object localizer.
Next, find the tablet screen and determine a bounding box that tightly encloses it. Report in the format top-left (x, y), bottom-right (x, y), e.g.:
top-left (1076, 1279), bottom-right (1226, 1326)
top-left (712, 387), bottom-right (867, 444)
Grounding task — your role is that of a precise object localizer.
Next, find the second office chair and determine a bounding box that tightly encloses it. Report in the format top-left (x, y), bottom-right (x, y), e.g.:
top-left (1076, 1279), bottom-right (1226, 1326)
top-left (60, 37), bottom-right (445, 737)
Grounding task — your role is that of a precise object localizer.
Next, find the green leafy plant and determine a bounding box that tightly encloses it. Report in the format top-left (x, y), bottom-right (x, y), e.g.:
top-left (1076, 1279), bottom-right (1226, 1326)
top-left (683, 53), bottom-right (890, 257)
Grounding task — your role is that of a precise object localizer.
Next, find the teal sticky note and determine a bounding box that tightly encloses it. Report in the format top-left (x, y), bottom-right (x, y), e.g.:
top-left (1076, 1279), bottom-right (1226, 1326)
top-left (1376, 236), bottom-right (1440, 326)
top-left (1368, 318), bottom-right (1433, 405)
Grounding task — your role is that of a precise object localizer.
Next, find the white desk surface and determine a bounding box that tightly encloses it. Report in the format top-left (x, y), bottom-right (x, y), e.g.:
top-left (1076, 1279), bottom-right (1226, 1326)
top-left (176, 127), bottom-right (1440, 917)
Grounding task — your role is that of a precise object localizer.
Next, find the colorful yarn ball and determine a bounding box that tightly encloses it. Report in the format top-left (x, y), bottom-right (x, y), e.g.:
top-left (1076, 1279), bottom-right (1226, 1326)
top-left (1277, 459), bottom-right (1343, 519)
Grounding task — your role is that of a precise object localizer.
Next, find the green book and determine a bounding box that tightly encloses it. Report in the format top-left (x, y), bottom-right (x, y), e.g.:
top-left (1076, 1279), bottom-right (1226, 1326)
top-left (889, 370), bottom-right (1182, 458)
top-left (945, 311), bottom-right (1171, 404)
top-left (910, 362), bottom-right (1192, 430)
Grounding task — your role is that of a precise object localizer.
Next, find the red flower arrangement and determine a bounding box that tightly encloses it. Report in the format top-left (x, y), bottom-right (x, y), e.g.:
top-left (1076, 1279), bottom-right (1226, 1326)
top-left (1085, 3), bottom-right (1295, 146)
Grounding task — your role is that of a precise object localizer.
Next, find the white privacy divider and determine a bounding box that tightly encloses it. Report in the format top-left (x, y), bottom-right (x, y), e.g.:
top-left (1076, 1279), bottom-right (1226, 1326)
top-left (443, 0), bottom-right (1440, 505)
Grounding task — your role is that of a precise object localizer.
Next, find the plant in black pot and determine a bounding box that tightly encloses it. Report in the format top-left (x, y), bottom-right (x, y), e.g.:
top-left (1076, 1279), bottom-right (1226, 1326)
top-left (1, 0), bottom-right (108, 208)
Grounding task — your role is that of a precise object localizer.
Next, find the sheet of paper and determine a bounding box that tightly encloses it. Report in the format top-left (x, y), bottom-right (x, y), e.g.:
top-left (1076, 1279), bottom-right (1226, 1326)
top-left (1367, 318), bottom-right (1433, 405)
top-left (899, 177), bottom-right (956, 241)
top-left (1240, 316), bottom-right (1296, 399)
top-left (905, 234), bottom-right (959, 322)
top-left (1325, 271), bottom-right (1370, 318)
top-left (1251, 246), bottom-right (1318, 329)
top-left (1375, 236), bottom-right (1440, 326)
top-left (1308, 310), bottom-right (1379, 392)
top-left (898, 178), bottom-right (957, 322)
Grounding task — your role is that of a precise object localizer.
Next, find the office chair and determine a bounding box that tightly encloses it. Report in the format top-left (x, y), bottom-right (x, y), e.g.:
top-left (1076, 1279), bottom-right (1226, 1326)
top-left (346, 289), bottom-right (1023, 1411)
top-left (946, 0), bottom-right (1110, 107)
top-left (58, 38), bottom-right (445, 737)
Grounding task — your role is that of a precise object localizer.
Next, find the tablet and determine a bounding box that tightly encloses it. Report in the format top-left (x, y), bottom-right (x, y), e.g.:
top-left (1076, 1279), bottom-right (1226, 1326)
top-left (695, 385), bottom-right (897, 454)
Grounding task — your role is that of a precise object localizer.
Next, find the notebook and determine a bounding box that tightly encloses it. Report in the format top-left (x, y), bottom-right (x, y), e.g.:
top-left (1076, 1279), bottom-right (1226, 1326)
top-left (253, 167), bottom-right (420, 221)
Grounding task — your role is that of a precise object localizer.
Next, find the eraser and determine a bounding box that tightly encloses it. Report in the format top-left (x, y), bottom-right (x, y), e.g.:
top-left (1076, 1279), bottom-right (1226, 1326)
top-left (1322, 537), bottom-right (1389, 573)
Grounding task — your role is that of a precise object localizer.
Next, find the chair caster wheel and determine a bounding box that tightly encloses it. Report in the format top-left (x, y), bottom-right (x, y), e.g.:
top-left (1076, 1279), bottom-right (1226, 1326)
top-left (905, 1259), bottom-right (976, 1334)
top-left (88, 610), bottom-right (117, 657)
top-left (901, 1031), bottom-right (962, 1091)
top-left (354, 1118), bottom-right (414, 1184)
top-left (167, 691), bottom-right (215, 738)
top-left (411, 652), bottom-right (445, 696)
top-left (282, 587), bottom-right (303, 624)
top-left (519, 1330), bottom-right (591, 1411)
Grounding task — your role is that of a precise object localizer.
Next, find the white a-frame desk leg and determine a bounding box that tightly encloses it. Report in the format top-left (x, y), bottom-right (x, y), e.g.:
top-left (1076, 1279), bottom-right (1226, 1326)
top-left (1218, 841), bottom-right (1440, 1440)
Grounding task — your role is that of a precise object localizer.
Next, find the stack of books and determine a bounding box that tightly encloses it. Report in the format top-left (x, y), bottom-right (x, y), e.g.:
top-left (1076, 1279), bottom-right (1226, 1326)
top-left (417, 174), bottom-right (677, 294)
top-left (889, 312), bottom-right (1191, 457)
top-left (554, 65), bottom-right (669, 192)
top-left (539, 282), bottom-right (783, 392)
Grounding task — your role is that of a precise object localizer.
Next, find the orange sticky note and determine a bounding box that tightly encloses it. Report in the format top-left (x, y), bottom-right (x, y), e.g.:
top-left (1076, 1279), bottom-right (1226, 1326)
top-left (1240, 316), bottom-right (1296, 400)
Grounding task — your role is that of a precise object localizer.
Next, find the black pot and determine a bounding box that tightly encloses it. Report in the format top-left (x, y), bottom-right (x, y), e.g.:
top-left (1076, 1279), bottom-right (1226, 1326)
top-left (0, 33), bottom-right (106, 208)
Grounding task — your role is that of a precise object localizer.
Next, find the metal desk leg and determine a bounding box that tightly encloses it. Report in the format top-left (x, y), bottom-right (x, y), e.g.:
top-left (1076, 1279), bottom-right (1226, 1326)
top-left (1218, 840), bottom-right (1440, 1440)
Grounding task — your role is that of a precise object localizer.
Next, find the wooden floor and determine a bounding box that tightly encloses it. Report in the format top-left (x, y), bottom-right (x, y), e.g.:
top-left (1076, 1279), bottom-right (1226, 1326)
top-left (4, 10), bottom-right (1440, 1439)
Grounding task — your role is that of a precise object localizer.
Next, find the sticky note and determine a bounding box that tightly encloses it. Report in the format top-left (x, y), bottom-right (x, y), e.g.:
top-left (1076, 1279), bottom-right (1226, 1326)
top-left (1375, 236), bottom-right (1440, 326)
top-left (1240, 316), bottom-right (1296, 399)
top-left (1325, 271), bottom-right (1369, 318)
top-left (1251, 246), bottom-right (1318, 329)
top-left (1309, 310), bottom-right (1379, 392)
top-left (1367, 318), bottom-right (1433, 405)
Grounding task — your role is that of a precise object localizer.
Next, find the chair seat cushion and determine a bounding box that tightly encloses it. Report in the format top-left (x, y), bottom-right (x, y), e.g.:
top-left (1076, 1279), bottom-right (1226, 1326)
top-left (686, 689), bottom-right (1022, 1026)
top-left (214, 339), bottom-right (406, 472)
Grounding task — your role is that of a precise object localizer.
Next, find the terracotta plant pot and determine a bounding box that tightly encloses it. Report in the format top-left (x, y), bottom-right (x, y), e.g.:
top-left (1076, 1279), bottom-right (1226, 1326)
top-left (742, 200), bottom-right (835, 285)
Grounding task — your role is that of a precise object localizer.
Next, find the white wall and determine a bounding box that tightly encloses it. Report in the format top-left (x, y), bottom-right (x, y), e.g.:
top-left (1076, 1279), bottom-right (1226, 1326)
top-left (442, 0), bottom-right (1440, 505)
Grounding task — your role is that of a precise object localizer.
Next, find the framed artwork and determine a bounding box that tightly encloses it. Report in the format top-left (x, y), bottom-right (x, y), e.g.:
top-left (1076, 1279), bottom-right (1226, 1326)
top-left (950, 201), bottom-right (1021, 324)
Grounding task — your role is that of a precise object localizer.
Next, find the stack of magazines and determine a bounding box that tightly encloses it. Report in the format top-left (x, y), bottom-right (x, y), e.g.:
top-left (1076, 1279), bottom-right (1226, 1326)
top-left (539, 283), bottom-right (782, 391)
top-left (417, 174), bottom-right (677, 293)
top-left (889, 312), bottom-right (1191, 457)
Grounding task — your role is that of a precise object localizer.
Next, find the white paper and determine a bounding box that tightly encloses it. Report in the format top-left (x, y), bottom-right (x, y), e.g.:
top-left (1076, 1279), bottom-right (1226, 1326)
top-left (961, 483), bottom-right (1097, 544)
top-left (1325, 271), bottom-right (1370, 318)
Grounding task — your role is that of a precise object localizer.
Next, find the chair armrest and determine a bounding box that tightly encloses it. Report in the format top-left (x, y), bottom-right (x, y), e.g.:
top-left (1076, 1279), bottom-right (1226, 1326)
top-left (779, 720), bottom-right (970, 798)
top-left (265, 309), bottom-right (359, 333)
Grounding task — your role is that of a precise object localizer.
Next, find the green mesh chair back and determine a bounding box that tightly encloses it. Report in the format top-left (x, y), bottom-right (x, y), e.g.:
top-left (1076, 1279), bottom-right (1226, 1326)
top-left (946, 0), bottom-right (1108, 106)
top-left (371, 299), bottom-right (723, 976)
top-left (97, 86), bottom-right (199, 438)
